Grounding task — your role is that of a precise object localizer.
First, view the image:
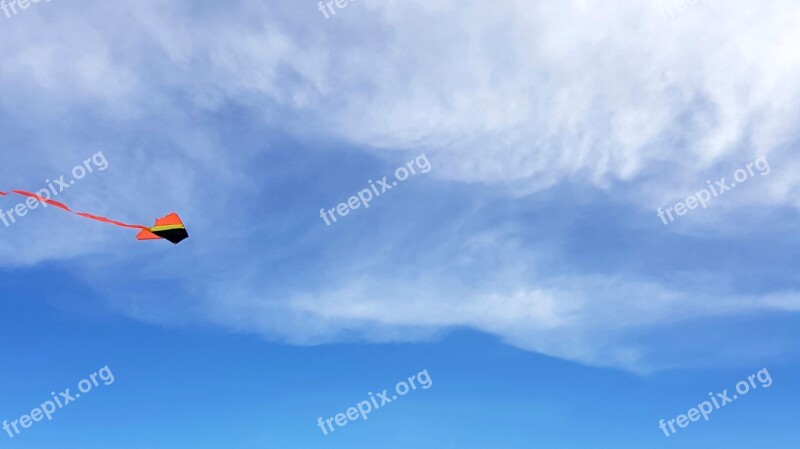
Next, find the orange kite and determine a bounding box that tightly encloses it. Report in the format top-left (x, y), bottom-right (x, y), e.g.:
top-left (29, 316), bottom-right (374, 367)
top-left (0, 189), bottom-right (188, 244)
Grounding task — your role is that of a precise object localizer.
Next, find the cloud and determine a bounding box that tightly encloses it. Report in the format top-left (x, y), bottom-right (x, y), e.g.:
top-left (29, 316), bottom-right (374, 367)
top-left (2, 0), bottom-right (800, 371)
top-left (5, 0), bottom-right (800, 201)
top-left (334, 0), bottom-right (800, 198)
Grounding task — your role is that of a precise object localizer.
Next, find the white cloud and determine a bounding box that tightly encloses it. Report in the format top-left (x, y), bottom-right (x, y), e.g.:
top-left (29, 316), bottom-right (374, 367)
top-left (5, 0), bottom-right (800, 201)
top-left (2, 0), bottom-right (800, 371)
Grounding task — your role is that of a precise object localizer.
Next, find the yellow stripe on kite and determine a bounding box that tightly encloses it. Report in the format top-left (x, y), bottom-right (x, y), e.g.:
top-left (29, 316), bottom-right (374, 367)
top-left (150, 224), bottom-right (186, 232)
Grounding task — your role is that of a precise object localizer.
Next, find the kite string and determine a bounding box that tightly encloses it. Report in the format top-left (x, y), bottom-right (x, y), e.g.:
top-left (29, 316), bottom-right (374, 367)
top-left (0, 189), bottom-right (148, 230)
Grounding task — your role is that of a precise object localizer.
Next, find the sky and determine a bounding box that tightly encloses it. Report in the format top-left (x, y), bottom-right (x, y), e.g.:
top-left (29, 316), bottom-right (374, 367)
top-left (1, 0), bottom-right (799, 447)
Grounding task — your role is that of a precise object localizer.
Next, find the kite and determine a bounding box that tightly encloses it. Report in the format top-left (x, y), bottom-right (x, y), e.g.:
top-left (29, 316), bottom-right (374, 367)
top-left (0, 189), bottom-right (189, 244)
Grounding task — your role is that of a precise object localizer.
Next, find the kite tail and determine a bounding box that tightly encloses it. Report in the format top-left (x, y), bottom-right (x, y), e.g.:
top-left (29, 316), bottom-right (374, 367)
top-left (0, 189), bottom-right (149, 230)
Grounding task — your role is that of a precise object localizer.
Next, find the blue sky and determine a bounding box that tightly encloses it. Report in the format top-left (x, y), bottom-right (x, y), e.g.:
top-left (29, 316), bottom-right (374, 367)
top-left (1, 0), bottom-right (800, 447)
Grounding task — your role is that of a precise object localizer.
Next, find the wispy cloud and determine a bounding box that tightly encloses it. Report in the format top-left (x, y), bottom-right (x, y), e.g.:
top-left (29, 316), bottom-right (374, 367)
top-left (2, 0), bottom-right (800, 372)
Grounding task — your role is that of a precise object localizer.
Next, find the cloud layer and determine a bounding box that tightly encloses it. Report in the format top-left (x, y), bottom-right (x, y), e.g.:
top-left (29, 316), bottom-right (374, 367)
top-left (2, 0), bottom-right (800, 371)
